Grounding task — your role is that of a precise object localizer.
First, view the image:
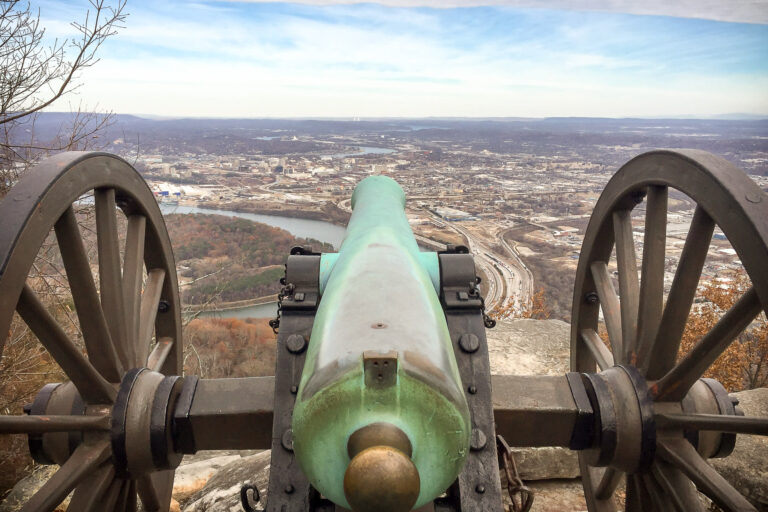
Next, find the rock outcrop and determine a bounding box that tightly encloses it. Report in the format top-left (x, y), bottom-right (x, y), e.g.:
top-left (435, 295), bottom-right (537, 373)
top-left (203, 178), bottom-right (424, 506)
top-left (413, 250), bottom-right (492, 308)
top-left (711, 387), bottom-right (768, 509)
top-left (486, 318), bottom-right (581, 481)
top-left (181, 451), bottom-right (270, 512)
top-left (3, 319), bottom-right (767, 512)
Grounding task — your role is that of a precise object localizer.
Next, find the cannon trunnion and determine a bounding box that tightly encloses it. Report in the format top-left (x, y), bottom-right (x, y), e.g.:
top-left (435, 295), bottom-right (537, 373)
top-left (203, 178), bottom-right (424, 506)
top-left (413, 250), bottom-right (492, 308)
top-left (0, 150), bottom-right (767, 512)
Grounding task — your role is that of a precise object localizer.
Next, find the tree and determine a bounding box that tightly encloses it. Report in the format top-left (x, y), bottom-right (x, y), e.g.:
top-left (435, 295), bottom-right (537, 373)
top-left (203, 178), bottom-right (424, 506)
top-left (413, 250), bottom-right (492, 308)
top-left (0, 0), bottom-right (127, 197)
top-left (678, 273), bottom-right (768, 391)
top-left (0, 0), bottom-right (126, 496)
top-left (491, 287), bottom-right (551, 320)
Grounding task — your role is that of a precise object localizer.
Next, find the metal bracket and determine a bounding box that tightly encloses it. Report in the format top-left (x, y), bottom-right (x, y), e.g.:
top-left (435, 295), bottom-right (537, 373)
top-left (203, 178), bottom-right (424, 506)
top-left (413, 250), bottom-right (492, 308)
top-left (565, 372), bottom-right (595, 450)
top-left (280, 249), bottom-right (321, 311)
top-left (439, 251), bottom-right (504, 512)
top-left (439, 247), bottom-right (484, 311)
top-left (265, 253), bottom-right (320, 511)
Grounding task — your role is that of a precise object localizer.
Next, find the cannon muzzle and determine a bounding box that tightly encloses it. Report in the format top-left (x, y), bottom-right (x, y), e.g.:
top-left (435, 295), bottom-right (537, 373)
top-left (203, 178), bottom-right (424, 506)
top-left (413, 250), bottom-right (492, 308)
top-left (291, 176), bottom-right (471, 510)
top-left (344, 423), bottom-right (420, 512)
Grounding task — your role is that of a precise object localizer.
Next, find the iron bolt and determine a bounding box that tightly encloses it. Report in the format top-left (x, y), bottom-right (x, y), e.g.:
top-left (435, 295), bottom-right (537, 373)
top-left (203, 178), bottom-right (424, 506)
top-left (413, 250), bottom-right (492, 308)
top-left (290, 385), bottom-right (298, 394)
top-left (459, 333), bottom-right (480, 353)
top-left (475, 484), bottom-right (485, 494)
top-left (286, 334), bottom-right (306, 354)
top-left (470, 429), bottom-right (487, 451)
top-left (157, 300), bottom-right (170, 313)
top-left (282, 429), bottom-right (294, 452)
top-left (285, 484), bottom-right (294, 494)
top-left (585, 292), bottom-right (599, 305)
top-left (468, 385), bottom-right (477, 395)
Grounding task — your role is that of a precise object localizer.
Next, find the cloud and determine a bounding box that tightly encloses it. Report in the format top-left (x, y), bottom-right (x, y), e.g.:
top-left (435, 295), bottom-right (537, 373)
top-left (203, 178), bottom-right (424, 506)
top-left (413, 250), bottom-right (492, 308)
top-left (220, 0), bottom-right (768, 24)
top-left (60, 0), bottom-right (768, 117)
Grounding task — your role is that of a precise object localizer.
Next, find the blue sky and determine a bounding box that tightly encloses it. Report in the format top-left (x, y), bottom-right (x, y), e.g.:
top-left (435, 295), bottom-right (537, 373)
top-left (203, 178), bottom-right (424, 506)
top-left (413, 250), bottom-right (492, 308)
top-left (40, 0), bottom-right (768, 117)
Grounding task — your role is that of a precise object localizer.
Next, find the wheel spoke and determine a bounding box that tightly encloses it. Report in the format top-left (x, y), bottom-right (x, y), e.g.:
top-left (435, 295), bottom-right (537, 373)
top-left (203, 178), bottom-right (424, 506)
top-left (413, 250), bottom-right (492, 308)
top-left (654, 287), bottom-right (761, 400)
top-left (613, 210), bottom-right (639, 363)
top-left (115, 478), bottom-right (136, 512)
top-left (68, 465), bottom-right (116, 512)
top-left (123, 215), bottom-right (146, 366)
top-left (19, 441), bottom-right (111, 512)
top-left (16, 284), bottom-right (115, 404)
top-left (102, 478), bottom-right (126, 511)
top-left (0, 414), bottom-right (109, 434)
top-left (138, 269), bottom-right (165, 365)
top-left (652, 461), bottom-right (703, 512)
top-left (641, 473), bottom-right (675, 512)
top-left (590, 261), bottom-right (623, 361)
top-left (137, 470), bottom-right (173, 512)
top-left (55, 206), bottom-right (123, 382)
top-left (96, 188), bottom-right (131, 369)
top-left (147, 337), bottom-right (174, 372)
top-left (126, 480), bottom-right (138, 512)
top-left (580, 328), bottom-right (614, 370)
top-left (594, 467), bottom-right (622, 500)
top-left (658, 439), bottom-right (756, 511)
top-left (656, 413), bottom-right (768, 435)
top-left (637, 185), bottom-right (667, 373)
top-left (646, 206), bottom-right (715, 379)
top-left (625, 474), bottom-right (647, 512)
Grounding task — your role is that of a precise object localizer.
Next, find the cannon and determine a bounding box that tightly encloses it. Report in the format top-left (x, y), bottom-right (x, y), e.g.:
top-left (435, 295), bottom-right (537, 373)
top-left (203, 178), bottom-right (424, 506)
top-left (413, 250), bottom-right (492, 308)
top-left (0, 149), bottom-right (767, 512)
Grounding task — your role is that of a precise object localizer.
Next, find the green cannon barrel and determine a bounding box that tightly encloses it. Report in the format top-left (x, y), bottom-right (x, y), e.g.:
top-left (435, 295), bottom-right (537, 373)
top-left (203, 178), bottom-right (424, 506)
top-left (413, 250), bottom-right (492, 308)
top-left (292, 176), bottom-right (471, 511)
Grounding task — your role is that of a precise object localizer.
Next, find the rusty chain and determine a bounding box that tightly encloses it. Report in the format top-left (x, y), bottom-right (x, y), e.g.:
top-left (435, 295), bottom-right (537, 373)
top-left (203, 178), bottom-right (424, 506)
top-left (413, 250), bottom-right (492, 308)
top-left (497, 435), bottom-right (534, 512)
top-left (269, 269), bottom-right (293, 334)
top-left (472, 275), bottom-right (496, 328)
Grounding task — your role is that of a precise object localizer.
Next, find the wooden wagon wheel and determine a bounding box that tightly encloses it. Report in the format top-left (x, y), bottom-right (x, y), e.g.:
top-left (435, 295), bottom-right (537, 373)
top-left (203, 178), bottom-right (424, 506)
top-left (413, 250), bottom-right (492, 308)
top-left (0, 152), bottom-right (183, 512)
top-left (571, 149), bottom-right (768, 511)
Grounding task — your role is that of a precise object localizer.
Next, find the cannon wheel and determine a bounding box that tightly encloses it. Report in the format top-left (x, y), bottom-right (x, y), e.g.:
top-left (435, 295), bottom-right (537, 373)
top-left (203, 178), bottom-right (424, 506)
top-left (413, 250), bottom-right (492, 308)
top-left (571, 149), bottom-right (768, 511)
top-left (0, 152), bottom-right (182, 511)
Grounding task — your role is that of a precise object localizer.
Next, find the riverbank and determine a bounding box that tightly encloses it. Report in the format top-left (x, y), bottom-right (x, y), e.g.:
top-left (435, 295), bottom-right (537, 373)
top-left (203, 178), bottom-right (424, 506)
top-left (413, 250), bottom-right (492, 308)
top-left (185, 294), bottom-right (278, 314)
top-left (197, 200), bottom-right (351, 227)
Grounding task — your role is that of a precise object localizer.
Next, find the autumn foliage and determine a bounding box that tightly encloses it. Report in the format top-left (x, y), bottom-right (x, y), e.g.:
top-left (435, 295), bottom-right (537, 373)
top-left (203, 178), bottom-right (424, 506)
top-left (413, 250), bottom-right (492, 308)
top-left (183, 317), bottom-right (276, 378)
top-left (678, 273), bottom-right (768, 391)
top-left (0, 317), bottom-right (65, 497)
top-left (165, 214), bottom-right (333, 304)
top-left (491, 288), bottom-right (551, 320)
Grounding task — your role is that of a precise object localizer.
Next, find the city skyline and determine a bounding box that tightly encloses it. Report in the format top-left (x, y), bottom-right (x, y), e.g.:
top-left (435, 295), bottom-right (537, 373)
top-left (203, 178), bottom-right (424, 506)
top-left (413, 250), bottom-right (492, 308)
top-left (41, 0), bottom-right (768, 118)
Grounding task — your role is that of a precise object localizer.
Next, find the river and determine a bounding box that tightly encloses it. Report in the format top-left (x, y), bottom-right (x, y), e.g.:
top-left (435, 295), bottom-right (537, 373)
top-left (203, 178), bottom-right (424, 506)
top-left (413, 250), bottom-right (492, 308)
top-left (160, 204), bottom-right (347, 248)
top-left (322, 146), bottom-right (396, 159)
top-left (161, 205), bottom-right (346, 319)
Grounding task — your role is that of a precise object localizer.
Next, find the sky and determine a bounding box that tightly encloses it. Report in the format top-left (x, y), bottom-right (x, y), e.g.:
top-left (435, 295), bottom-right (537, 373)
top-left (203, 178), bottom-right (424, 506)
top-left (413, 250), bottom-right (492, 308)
top-left (39, 0), bottom-right (768, 118)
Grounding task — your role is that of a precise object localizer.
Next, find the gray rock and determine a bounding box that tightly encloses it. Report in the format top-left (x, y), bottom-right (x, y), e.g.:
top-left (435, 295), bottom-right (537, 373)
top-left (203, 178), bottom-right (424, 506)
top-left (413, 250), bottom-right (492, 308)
top-left (173, 453), bottom-right (243, 506)
top-left (0, 466), bottom-right (60, 512)
top-left (711, 387), bottom-right (768, 509)
top-left (181, 451), bottom-right (270, 512)
top-left (486, 318), bottom-right (572, 376)
top-left (488, 319), bottom-right (579, 480)
top-left (510, 446), bottom-right (581, 480)
top-left (524, 479), bottom-right (587, 512)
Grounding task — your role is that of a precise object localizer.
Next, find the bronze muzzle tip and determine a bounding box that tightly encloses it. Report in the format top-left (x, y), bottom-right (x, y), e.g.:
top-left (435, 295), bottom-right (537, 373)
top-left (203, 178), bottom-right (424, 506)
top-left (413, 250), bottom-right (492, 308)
top-left (343, 423), bottom-right (420, 512)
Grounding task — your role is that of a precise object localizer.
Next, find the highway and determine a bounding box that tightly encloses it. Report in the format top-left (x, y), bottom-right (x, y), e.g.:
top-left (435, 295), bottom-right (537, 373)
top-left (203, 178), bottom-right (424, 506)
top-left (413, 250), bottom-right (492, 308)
top-left (425, 213), bottom-right (533, 314)
top-left (499, 231), bottom-right (535, 314)
top-left (338, 199), bottom-right (532, 314)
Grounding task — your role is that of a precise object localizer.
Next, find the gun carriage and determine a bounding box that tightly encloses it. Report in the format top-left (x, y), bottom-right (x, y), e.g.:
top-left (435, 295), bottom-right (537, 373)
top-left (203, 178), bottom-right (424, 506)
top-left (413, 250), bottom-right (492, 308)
top-left (0, 149), bottom-right (766, 511)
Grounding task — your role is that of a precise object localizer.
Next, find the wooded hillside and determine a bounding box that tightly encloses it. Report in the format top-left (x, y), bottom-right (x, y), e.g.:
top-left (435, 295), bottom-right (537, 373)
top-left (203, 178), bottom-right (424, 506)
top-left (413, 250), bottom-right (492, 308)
top-left (165, 214), bottom-right (334, 304)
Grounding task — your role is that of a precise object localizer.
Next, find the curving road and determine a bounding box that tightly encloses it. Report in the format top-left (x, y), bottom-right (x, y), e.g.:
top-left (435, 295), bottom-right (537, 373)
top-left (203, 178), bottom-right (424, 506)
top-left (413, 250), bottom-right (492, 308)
top-left (424, 213), bottom-right (532, 313)
top-left (499, 231), bottom-right (535, 314)
top-left (333, 198), bottom-right (532, 314)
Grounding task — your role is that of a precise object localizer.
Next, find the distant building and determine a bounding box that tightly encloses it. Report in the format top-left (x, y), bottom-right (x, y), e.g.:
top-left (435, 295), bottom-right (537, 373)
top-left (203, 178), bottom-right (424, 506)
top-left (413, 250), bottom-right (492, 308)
top-left (433, 206), bottom-right (475, 221)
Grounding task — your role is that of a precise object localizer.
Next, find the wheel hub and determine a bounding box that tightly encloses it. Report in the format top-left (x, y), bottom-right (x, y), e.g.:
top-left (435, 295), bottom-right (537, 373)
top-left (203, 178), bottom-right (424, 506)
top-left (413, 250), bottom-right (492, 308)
top-left (580, 366), bottom-right (744, 475)
top-left (111, 368), bottom-right (185, 477)
top-left (581, 366), bottom-right (656, 473)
